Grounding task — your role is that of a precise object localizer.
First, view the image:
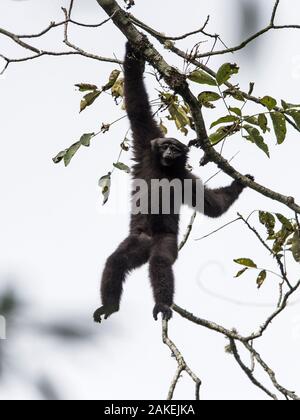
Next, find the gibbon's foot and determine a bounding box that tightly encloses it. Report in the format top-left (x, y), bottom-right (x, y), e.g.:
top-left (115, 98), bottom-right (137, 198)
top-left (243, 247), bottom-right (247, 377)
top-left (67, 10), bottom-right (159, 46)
top-left (153, 303), bottom-right (173, 321)
top-left (93, 304), bottom-right (119, 324)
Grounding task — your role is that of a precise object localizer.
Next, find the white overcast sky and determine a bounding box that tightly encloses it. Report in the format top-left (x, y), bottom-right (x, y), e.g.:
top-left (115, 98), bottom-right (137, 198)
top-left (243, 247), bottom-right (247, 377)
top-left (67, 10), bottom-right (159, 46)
top-left (0, 0), bottom-right (300, 400)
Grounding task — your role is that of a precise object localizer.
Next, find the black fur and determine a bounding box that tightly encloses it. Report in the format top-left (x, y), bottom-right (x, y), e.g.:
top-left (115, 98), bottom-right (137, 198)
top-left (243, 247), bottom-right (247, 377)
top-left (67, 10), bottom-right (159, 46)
top-left (94, 43), bottom-right (250, 323)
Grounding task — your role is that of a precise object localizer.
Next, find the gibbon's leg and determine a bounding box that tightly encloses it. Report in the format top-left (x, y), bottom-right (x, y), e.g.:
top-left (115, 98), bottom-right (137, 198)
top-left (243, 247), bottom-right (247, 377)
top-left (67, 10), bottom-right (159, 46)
top-left (149, 234), bottom-right (178, 321)
top-left (94, 234), bottom-right (151, 323)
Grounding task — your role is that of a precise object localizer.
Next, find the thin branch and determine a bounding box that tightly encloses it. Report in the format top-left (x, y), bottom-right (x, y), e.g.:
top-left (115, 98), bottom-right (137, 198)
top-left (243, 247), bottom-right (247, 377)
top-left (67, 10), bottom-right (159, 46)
top-left (178, 212), bottom-right (197, 251)
top-left (134, 15), bottom-right (214, 42)
top-left (62, 5), bottom-right (120, 65)
top-left (230, 339), bottom-right (278, 400)
top-left (247, 280), bottom-right (300, 340)
top-left (271, 0), bottom-right (281, 25)
top-left (195, 217), bottom-right (241, 242)
top-left (18, 16), bottom-right (116, 39)
top-left (167, 365), bottom-right (185, 400)
top-left (243, 341), bottom-right (300, 400)
top-left (172, 304), bottom-right (244, 341)
top-left (0, 27), bottom-right (41, 54)
top-left (162, 320), bottom-right (202, 400)
top-left (0, 50), bottom-right (121, 75)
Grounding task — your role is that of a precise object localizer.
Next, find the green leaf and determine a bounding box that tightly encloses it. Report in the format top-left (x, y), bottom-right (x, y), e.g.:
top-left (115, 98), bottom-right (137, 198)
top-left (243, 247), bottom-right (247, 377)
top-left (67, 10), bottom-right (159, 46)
top-left (75, 83), bottom-right (98, 92)
top-left (111, 78), bottom-right (124, 99)
top-left (285, 110), bottom-right (300, 130)
top-left (80, 133), bottom-right (95, 147)
top-left (210, 115), bottom-right (239, 129)
top-left (276, 214), bottom-right (293, 231)
top-left (53, 149), bottom-right (68, 164)
top-left (244, 116), bottom-right (260, 127)
top-left (292, 230), bottom-right (300, 263)
top-left (64, 142), bottom-right (81, 167)
top-left (209, 126), bottom-right (233, 145)
top-left (98, 173), bottom-right (111, 205)
top-left (270, 112), bottom-right (287, 144)
top-left (244, 125), bottom-right (270, 157)
top-left (223, 88), bottom-right (245, 102)
top-left (188, 70), bottom-right (217, 86)
top-left (216, 63), bottom-right (239, 85)
top-left (235, 267), bottom-right (249, 278)
top-left (159, 120), bottom-right (168, 135)
top-left (113, 162), bottom-right (131, 174)
top-left (168, 103), bottom-right (191, 134)
top-left (198, 91), bottom-right (221, 104)
top-left (102, 69), bottom-right (121, 92)
top-left (258, 114), bottom-right (269, 133)
top-left (229, 107), bottom-right (242, 117)
top-left (260, 96), bottom-right (277, 111)
top-left (281, 100), bottom-right (300, 110)
top-left (234, 258), bottom-right (257, 268)
top-left (257, 270), bottom-right (267, 289)
top-left (259, 211), bottom-right (276, 237)
top-left (80, 90), bottom-right (101, 113)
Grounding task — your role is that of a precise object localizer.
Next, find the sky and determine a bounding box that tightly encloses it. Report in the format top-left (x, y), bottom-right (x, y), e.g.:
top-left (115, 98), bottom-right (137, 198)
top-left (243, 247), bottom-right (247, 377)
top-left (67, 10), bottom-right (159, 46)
top-left (0, 0), bottom-right (300, 400)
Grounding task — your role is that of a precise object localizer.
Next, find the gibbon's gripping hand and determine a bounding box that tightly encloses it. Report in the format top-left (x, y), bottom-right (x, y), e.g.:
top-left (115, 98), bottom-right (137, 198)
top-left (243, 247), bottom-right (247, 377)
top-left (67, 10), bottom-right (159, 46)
top-left (233, 174), bottom-right (255, 191)
top-left (153, 303), bottom-right (173, 321)
top-left (245, 174), bottom-right (255, 182)
top-left (125, 42), bottom-right (145, 74)
top-left (93, 304), bottom-right (119, 324)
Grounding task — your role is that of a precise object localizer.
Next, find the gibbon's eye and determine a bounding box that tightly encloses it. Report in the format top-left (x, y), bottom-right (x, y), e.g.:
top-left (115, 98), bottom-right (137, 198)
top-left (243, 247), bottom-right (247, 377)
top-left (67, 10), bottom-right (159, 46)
top-left (160, 144), bottom-right (169, 152)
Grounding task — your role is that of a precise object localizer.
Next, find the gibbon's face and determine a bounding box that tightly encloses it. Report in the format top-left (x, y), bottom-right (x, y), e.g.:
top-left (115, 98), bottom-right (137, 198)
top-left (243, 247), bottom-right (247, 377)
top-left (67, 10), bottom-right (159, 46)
top-left (152, 138), bottom-right (189, 167)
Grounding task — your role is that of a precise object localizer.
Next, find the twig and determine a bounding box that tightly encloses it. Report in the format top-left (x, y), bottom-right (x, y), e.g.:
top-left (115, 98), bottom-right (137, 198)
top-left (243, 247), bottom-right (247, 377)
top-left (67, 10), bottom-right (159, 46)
top-left (243, 341), bottom-right (300, 400)
top-left (162, 320), bottom-right (202, 400)
top-left (0, 27), bottom-right (41, 54)
top-left (247, 280), bottom-right (300, 340)
top-left (178, 212), bottom-right (197, 251)
top-left (0, 51), bottom-right (121, 75)
top-left (131, 15), bottom-right (214, 42)
top-left (230, 339), bottom-right (278, 400)
top-left (195, 217), bottom-right (241, 241)
top-left (172, 304), bottom-right (244, 341)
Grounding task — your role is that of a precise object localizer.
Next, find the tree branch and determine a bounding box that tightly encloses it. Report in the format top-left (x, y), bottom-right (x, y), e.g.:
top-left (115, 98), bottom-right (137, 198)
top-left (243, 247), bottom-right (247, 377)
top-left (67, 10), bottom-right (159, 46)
top-left (162, 320), bottom-right (202, 400)
top-left (230, 339), bottom-right (278, 400)
top-left (247, 280), bottom-right (300, 341)
top-left (0, 27), bottom-right (41, 54)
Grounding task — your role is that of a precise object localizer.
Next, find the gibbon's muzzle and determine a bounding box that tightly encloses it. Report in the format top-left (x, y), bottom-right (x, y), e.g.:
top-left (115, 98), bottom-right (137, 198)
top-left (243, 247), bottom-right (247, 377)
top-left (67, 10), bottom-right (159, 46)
top-left (163, 149), bottom-right (174, 160)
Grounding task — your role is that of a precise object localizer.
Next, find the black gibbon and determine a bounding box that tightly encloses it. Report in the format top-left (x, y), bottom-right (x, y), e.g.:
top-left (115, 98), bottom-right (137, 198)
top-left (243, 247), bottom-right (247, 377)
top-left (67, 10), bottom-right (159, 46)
top-left (94, 42), bottom-right (251, 323)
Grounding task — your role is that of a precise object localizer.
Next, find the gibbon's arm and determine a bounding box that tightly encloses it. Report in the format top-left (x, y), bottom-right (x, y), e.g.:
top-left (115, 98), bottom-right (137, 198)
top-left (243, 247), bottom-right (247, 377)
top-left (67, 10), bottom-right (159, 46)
top-left (185, 173), bottom-right (248, 218)
top-left (124, 43), bottom-right (163, 156)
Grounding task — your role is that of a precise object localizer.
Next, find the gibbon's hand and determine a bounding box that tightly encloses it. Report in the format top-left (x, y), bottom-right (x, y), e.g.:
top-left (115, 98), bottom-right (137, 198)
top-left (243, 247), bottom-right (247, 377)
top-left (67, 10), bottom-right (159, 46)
top-left (153, 303), bottom-right (173, 321)
top-left (93, 304), bottom-right (119, 324)
top-left (234, 174), bottom-right (255, 190)
top-left (245, 174), bottom-right (255, 182)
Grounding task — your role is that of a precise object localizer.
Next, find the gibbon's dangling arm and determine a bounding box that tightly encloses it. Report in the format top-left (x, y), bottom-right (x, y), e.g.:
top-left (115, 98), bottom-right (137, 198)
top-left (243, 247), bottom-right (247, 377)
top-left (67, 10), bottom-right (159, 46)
top-left (124, 42), bottom-right (163, 158)
top-left (185, 173), bottom-right (253, 218)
